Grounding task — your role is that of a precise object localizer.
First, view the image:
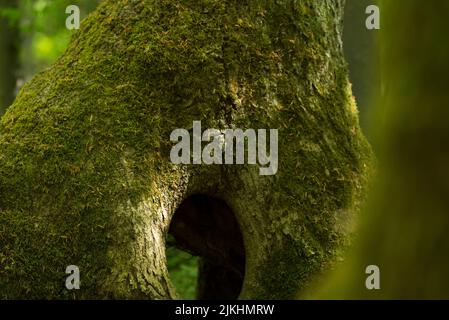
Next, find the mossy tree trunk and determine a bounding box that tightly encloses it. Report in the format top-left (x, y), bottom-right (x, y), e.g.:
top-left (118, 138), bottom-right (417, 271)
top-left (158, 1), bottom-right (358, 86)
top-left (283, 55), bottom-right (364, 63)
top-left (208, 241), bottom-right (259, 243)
top-left (0, 0), bottom-right (19, 115)
top-left (314, 0), bottom-right (449, 299)
top-left (0, 0), bottom-right (370, 299)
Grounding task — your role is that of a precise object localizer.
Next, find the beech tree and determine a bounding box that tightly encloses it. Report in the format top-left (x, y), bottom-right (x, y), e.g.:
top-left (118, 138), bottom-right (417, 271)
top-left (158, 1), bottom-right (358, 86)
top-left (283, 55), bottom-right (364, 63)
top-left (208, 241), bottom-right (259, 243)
top-left (0, 0), bottom-right (371, 299)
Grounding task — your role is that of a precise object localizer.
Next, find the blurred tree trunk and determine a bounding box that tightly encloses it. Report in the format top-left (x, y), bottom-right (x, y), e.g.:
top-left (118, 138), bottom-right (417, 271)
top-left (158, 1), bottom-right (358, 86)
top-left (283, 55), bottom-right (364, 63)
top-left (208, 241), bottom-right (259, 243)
top-left (0, 0), bottom-right (19, 115)
top-left (314, 0), bottom-right (449, 299)
top-left (0, 0), bottom-right (371, 299)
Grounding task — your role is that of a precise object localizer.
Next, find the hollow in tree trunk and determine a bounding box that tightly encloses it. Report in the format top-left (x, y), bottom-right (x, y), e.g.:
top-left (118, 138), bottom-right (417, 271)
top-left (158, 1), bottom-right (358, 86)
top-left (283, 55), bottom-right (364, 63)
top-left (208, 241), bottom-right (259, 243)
top-left (0, 0), bottom-right (371, 299)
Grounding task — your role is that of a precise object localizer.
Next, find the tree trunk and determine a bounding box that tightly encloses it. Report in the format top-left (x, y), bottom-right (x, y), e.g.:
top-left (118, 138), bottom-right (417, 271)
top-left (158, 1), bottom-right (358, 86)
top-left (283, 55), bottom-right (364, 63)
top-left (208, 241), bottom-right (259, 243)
top-left (314, 0), bottom-right (449, 299)
top-left (0, 0), bottom-right (371, 299)
top-left (0, 0), bottom-right (19, 115)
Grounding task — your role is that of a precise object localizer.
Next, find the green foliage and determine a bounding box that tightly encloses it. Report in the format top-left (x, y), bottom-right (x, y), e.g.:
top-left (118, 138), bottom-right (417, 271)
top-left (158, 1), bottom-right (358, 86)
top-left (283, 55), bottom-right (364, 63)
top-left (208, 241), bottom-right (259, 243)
top-left (166, 247), bottom-right (198, 300)
top-left (19, 0), bottom-right (101, 74)
top-left (0, 7), bottom-right (20, 27)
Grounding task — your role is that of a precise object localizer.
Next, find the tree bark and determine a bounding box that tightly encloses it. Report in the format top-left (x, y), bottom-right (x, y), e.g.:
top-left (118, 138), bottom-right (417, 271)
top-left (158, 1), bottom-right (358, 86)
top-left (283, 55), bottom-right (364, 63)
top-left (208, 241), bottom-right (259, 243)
top-left (0, 0), bottom-right (19, 115)
top-left (0, 0), bottom-right (371, 299)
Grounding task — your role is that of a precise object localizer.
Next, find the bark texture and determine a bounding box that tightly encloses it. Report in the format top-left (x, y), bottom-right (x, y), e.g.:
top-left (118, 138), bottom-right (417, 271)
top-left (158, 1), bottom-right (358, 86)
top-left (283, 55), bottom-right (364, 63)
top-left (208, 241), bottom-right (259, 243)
top-left (314, 0), bottom-right (449, 299)
top-left (0, 0), bottom-right (371, 299)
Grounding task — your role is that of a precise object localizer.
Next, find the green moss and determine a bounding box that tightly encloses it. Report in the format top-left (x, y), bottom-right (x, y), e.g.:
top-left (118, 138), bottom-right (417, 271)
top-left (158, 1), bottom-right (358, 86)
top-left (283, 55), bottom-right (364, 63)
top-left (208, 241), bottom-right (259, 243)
top-left (0, 0), bottom-right (371, 299)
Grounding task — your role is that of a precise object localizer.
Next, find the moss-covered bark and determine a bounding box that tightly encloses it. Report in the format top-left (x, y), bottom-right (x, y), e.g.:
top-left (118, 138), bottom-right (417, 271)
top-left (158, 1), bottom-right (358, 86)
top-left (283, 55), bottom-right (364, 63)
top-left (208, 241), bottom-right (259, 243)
top-left (313, 0), bottom-right (449, 299)
top-left (0, 0), bottom-right (371, 299)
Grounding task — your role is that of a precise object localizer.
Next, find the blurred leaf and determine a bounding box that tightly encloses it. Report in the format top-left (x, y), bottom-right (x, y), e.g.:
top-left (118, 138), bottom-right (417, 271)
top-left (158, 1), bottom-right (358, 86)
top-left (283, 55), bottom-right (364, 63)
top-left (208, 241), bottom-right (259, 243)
top-left (0, 7), bottom-right (21, 27)
top-left (33, 31), bottom-right (70, 62)
top-left (33, 0), bottom-right (49, 13)
top-left (167, 246), bottom-right (199, 299)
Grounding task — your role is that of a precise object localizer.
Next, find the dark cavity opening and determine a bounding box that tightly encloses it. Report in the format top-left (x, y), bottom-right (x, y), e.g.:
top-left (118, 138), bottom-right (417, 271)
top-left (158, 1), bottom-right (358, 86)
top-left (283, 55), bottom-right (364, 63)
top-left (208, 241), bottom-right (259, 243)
top-left (166, 194), bottom-right (245, 300)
